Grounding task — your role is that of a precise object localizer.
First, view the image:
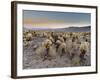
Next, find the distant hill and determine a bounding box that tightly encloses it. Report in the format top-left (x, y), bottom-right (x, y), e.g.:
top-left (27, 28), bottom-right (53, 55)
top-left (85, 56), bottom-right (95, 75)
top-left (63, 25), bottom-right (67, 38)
top-left (23, 26), bottom-right (91, 32)
top-left (58, 26), bottom-right (91, 32)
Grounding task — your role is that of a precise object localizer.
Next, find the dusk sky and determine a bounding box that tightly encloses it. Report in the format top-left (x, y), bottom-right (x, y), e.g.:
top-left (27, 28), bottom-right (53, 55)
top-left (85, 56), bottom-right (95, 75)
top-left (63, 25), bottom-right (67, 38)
top-left (23, 10), bottom-right (91, 29)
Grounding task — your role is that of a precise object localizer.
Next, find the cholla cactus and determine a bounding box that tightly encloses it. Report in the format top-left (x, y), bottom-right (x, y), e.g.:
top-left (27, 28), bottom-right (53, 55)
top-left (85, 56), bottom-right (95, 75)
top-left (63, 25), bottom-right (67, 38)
top-left (79, 42), bottom-right (89, 54)
top-left (25, 32), bottom-right (33, 41)
top-left (58, 36), bottom-right (64, 42)
top-left (42, 39), bottom-right (52, 47)
top-left (23, 41), bottom-right (30, 47)
top-left (43, 32), bottom-right (48, 38)
top-left (79, 41), bottom-right (89, 65)
top-left (35, 39), bottom-right (57, 60)
top-left (57, 42), bottom-right (66, 57)
top-left (48, 36), bottom-right (54, 43)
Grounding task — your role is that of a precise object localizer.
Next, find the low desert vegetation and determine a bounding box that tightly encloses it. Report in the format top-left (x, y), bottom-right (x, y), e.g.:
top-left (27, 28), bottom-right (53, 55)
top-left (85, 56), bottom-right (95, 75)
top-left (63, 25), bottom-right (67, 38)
top-left (23, 30), bottom-right (91, 69)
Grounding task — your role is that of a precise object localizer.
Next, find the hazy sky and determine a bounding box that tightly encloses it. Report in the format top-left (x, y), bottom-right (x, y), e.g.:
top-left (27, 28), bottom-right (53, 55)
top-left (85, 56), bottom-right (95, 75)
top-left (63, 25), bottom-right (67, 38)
top-left (23, 10), bottom-right (91, 29)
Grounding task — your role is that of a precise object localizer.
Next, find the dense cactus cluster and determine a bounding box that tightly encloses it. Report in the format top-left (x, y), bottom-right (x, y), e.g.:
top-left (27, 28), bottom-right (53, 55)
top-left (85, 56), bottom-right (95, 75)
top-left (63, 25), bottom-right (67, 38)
top-left (23, 30), bottom-right (90, 68)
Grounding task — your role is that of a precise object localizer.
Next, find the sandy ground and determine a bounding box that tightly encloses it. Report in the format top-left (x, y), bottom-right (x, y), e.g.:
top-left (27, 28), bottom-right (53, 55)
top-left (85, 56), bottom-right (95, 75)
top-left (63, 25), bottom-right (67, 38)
top-left (23, 37), bottom-right (91, 69)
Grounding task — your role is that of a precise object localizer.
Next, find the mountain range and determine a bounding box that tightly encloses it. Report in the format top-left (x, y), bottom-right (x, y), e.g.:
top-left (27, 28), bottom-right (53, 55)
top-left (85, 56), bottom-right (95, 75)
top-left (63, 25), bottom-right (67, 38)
top-left (24, 26), bottom-right (90, 32)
